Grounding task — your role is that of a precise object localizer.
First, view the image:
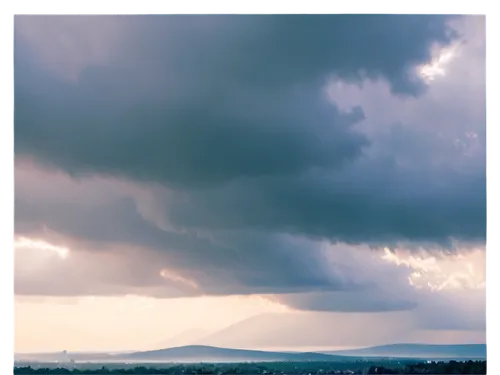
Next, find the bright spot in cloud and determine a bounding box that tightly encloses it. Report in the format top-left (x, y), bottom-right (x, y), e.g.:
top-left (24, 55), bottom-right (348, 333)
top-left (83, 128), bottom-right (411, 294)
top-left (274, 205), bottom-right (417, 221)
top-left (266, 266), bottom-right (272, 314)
top-left (381, 247), bottom-right (485, 291)
top-left (15, 236), bottom-right (69, 259)
top-left (160, 268), bottom-right (199, 290)
top-left (419, 43), bottom-right (459, 82)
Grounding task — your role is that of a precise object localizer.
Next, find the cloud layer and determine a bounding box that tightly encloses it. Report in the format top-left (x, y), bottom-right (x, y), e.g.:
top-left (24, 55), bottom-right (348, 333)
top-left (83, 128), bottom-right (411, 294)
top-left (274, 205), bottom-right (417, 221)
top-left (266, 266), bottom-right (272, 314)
top-left (14, 14), bottom-right (486, 332)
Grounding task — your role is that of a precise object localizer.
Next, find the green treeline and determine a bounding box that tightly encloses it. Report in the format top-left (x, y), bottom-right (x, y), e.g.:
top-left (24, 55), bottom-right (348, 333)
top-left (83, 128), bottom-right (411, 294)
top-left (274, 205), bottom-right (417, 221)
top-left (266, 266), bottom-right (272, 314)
top-left (14, 360), bottom-right (486, 374)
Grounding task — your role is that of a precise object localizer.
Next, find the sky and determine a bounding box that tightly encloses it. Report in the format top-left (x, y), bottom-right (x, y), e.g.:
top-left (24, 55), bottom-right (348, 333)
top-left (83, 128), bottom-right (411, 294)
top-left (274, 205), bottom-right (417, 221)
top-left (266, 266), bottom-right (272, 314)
top-left (13, 14), bottom-right (486, 353)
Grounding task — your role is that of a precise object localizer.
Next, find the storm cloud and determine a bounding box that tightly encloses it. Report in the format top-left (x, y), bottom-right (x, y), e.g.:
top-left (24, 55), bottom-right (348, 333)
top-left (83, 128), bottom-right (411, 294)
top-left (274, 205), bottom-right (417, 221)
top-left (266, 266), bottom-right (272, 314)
top-left (13, 14), bottom-right (486, 321)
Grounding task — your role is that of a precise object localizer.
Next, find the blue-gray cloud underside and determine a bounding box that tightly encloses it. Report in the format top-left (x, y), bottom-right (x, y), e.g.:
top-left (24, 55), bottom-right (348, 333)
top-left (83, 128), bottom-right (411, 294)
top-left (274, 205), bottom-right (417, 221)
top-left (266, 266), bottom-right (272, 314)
top-left (14, 15), bottom-right (485, 317)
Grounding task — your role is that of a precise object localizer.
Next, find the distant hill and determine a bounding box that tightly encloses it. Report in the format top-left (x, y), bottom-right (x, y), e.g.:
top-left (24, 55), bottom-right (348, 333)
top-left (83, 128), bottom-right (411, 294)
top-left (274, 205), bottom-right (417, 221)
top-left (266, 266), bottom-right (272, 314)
top-left (154, 329), bottom-right (211, 349)
top-left (121, 345), bottom-right (351, 363)
top-left (323, 343), bottom-right (487, 359)
top-left (15, 343), bottom-right (487, 364)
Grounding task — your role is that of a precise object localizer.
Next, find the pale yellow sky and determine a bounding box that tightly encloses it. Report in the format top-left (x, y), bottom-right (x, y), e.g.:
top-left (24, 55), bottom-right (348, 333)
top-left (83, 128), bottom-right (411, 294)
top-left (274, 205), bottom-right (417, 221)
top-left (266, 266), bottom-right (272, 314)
top-left (15, 293), bottom-right (486, 353)
top-left (15, 294), bottom-right (289, 353)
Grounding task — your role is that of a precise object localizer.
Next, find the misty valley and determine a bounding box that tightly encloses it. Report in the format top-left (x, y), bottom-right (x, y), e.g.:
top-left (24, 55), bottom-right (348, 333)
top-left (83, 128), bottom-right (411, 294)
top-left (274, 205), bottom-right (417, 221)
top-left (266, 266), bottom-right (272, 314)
top-left (14, 344), bottom-right (487, 374)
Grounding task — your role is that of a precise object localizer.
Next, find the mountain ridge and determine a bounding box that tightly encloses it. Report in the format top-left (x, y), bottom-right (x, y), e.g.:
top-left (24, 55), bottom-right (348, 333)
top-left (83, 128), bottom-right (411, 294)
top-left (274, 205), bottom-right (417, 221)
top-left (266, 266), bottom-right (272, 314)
top-left (121, 345), bottom-right (347, 362)
top-left (15, 343), bottom-right (486, 363)
top-left (323, 343), bottom-right (487, 359)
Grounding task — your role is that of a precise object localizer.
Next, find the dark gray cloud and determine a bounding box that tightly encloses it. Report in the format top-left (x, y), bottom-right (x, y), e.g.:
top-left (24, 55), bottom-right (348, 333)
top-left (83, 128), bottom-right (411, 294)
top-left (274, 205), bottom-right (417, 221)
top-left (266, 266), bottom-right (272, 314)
top-left (15, 194), bottom-right (329, 296)
top-left (15, 163), bottom-right (350, 297)
top-left (159, 154), bottom-right (485, 246)
top-left (13, 15), bottom-right (486, 321)
top-left (14, 164), bottom-right (485, 323)
top-left (271, 291), bottom-right (417, 313)
top-left (14, 15), bottom-right (484, 246)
